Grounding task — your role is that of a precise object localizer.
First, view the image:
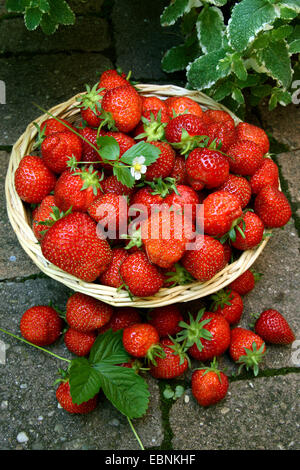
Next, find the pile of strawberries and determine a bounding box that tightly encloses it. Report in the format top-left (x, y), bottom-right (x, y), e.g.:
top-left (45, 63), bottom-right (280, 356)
top-left (14, 68), bottom-right (292, 299)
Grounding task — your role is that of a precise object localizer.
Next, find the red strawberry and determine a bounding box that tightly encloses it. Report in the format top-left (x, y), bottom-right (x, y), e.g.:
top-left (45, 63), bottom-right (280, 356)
top-left (104, 131), bottom-right (135, 156)
top-left (186, 175), bottom-right (205, 192)
top-left (191, 359), bottom-right (229, 407)
top-left (130, 187), bottom-right (164, 216)
top-left (161, 262), bottom-right (195, 287)
top-left (165, 114), bottom-right (208, 154)
top-left (41, 118), bottom-right (75, 137)
top-left (202, 191), bottom-right (242, 237)
top-left (122, 323), bottom-right (162, 361)
top-left (202, 109), bottom-right (235, 127)
top-left (165, 96), bottom-right (202, 118)
top-left (79, 127), bottom-right (102, 168)
top-left (32, 195), bottom-right (57, 241)
top-left (227, 140), bottom-right (264, 176)
top-left (101, 85), bottom-right (142, 133)
top-left (149, 338), bottom-right (189, 379)
top-left (98, 69), bottom-right (129, 90)
top-left (64, 328), bottom-right (96, 356)
top-left (133, 109), bottom-right (169, 142)
top-left (229, 327), bottom-right (266, 375)
top-left (229, 269), bottom-right (261, 296)
top-left (210, 289), bottom-right (243, 325)
top-left (178, 310), bottom-right (231, 361)
top-left (119, 251), bottom-right (164, 297)
top-left (182, 235), bottom-right (225, 282)
top-left (145, 141), bottom-right (175, 180)
top-left (56, 380), bottom-right (98, 414)
top-left (148, 305), bottom-right (183, 338)
top-left (165, 184), bottom-right (200, 221)
top-left (88, 193), bottom-right (128, 235)
top-left (236, 122), bottom-right (269, 155)
top-left (221, 241), bottom-right (232, 268)
top-left (66, 292), bottom-right (112, 332)
top-left (99, 307), bottom-right (141, 333)
top-left (99, 247), bottom-right (129, 288)
top-left (254, 309), bottom-right (295, 344)
top-left (206, 120), bottom-right (236, 152)
top-left (54, 167), bottom-right (102, 212)
top-left (170, 155), bottom-right (188, 184)
top-left (102, 174), bottom-right (135, 198)
top-left (254, 185), bottom-right (292, 228)
top-left (250, 158), bottom-right (279, 195)
top-left (20, 305), bottom-right (63, 346)
top-left (15, 155), bottom-right (56, 204)
top-left (142, 96), bottom-right (168, 115)
top-left (41, 131), bottom-right (82, 174)
top-left (41, 212), bottom-right (112, 282)
top-left (78, 84), bottom-right (105, 128)
top-left (218, 174), bottom-right (252, 208)
top-left (231, 211), bottom-right (265, 250)
top-left (186, 148), bottom-right (229, 188)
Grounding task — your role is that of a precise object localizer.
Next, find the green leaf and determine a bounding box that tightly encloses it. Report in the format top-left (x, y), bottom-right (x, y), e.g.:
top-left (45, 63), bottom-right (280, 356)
top-left (6, 0), bottom-right (29, 12)
top-left (162, 36), bottom-right (200, 73)
top-left (251, 84), bottom-right (273, 98)
top-left (94, 363), bottom-right (150, 418)
top-left (196, 6), bottom-right (225, 54)
top-left (40, 12), bottom-right (58, 34)
top-left (48, 0), bottom-right (75, 25)
top-left (212, 80), bottom-right (233, 101)
top-left (69, 357), bottom-right (102, 405)
top-left (121, 141), bottom-right (160, 166)
top-left (228, 0), bottom-right (279, 52)
top-left (187, 48), bottom-right (229, 90)
top-left (38, 0), bottom-right (50, 13)
top-left (271, 25), bottom-right (293, 41)
top-left (98, 136), bottom-right (120, 161)
top-left (257, 39), bottom-right (292, 89)
top-left (113, 163), bottom-right (135, 189)
top-left (279, 6), bottom-right (298, 19)
top-left (89, 330), bottom-right (130, 366)
top-left (181, 7), bottom-right (198, 35)
top-left (160, 0), bottom-right (190, 26)
top-left (279, 0), bottom-right (300, 14)
top-left (232, 54), bottom-right (248, 81)
top-left (24, 6), bottom-right (42, 30)
top-left (289, 40), bottom-right (300, 54)
top-left (207, 0), bottom-right (227, 5)
top-left (232, 87), bottom-right (245, 105)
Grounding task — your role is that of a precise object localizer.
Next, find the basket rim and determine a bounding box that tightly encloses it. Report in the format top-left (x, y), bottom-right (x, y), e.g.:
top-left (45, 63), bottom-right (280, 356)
top-left (5, 83), bottom-right (273, 308)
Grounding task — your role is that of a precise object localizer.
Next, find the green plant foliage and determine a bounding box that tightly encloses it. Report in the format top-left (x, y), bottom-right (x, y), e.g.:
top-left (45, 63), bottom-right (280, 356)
top-left (161, 0), bottom-right (300, 113)
top-left (6, 0), bottom-right (75, 34)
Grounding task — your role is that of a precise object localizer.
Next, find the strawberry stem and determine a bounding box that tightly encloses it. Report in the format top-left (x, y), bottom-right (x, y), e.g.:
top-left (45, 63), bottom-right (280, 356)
top-left (127, 417), bottom-right (145, 450)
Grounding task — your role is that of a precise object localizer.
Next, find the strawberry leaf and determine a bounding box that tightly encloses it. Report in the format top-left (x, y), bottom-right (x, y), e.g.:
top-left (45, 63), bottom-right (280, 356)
top-left (69, 357), bottom-right (102, 405)
top-left (97, 136), bottom-right (120, 161)
top-left (89, 329), bottom-right (130, 365)
top-left (113, 163), bottom-right (135, 188)
top-left (120, 141), bottom-right (161, 166)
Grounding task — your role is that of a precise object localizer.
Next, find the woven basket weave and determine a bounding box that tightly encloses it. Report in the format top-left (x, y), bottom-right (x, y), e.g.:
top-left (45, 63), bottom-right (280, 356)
top-left (5, 84), bottom-right (272, 307)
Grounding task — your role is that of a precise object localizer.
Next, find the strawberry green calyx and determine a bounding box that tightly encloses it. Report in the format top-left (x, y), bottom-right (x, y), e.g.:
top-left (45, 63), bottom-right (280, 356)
top-left (144, 177), bottom-right (179, 198)
top-left (53, 367), bottom-right (70, 386)
top-left (38, 206), bottom-right (73, 232)
top-left (122, 226), bottom-right (143, 251)
top-left (195, 357), bottom-right (223, 383)
top-left (171, 129), bottom-right (209, 156)
top-left (33, 122), bottom-right (46, 149)
top-left (176, 309), bottom-right (212, 352)
top-left (252, 270), bottom-right (263, 283)
top-left (237, 341), bottom-right (266, 377)
top-left (135, 110), bottom-right (167, 142)
top-left (77, 83), bottom-right (104, 114)
top-left (74, 165), bottom-right (103, 196)
top-left (165, 263), bottom-right (195, 287)
top-left (210, 289), bottom-right (233, 311)
top-left (168, 336), bottom-right (191, 367)
top-left (98, 109), bottom-right (118, 132)
top-left (146, 342), bottom-right (165, 367)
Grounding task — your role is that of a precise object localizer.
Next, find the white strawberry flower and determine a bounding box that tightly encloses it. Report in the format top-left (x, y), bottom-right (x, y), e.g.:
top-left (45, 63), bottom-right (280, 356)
top-left (130, 156), bottom-right (147, 180)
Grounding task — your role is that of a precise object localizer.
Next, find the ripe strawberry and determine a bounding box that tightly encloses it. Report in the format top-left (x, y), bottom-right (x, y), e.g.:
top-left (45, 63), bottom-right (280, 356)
top-left (133, 109), bottom-right (169, 142)
top-left (98, 307), bottom-right (141, 333)
top-left (41, 118), bottom-right (75, 137)
top-left (149, 338), bottom-right (189, 379)
top-left (104, 131), bottom-right (135, 156)
top-left (170, 155), bottom-right (188, 184)
top-left (191, 359), bottom-right (229, 407)
top-left (221, 241), bottom-right (232, 269)
top-left (41, 131), bottom-right (82, 174)
top-left (119, 251), bottom-right (164, 297)
top-left (229, 327), bottom-right (266, 375)
top-left (122, 323), bottom-right (163, 361)
top-left (98, 69), bottom-right (128, 90)
top-left (20, 305), bottom-right (63, 346)
top-left (165, 114), bottom-right (208, 154)
top-left (182, 235), bottom-right (225, 282)
top-left (165, 96), bottom-right (203, 118)
top-left (227, 140), bottom-right (264, 176)
top-left (41, 212), bottom-right (112, 282)
top-left (15, 155), bottom-right (56, 204)
top-left (102, 174), bottom-right (135, 198)
top-left (231, 211), bottom-right (265, 250)
top-left (254, 309), bottom-right (295, 344)
top-left (186, 148), bottom-right (229, 188)
top-left (236, 122), bottom-right (269, 155)
top-left (228, 269), bottom-right (261, 296)
top-left (101, 85), bottom-right (142, 133)
top-left (218, 174), bottom-right (252, 209)
top-left (178, 309), bottom-right (231, 361)
top-left (142, 96), bottom-right (169, 119)
top-left (32, 195), bottom-right (57, 241)
top-left (165, 184), bottom-right (200, 221)
top-left (99, 247), bottom-right (129, 288)
top-left (161, 262), bottom-right (195, 287)
top-left (64, 328), bottom-right (96, 356)
top-left (148, 305), bottom-right (183, 338)
top-left (56, 380), bottom-right (98, 414)
top-left (78, 83), bottom-right (105, 128)
top-left (130, 186), bottom-right (164, 216)
top-left (66, 292), bottom-right (112, 332)
top-left (250, 159), bottom-right (279, 196)
top-left (202, 109), bottom-right (235, 127)
top-left (54, 167), bottom-right (102, 212)
top-left (202, 191), bottom-right (242, 237)
top-left (254, 185), bottom-right (292, 228)
top-left (145, 141), bottom-right (175, 180)
top-left (206, 120), bottom-right (236, 152)
top-left (186, 175), bottom-right (205, 192)
top-left (210, 288), bottom-right (243, 325)
top-left (79, 127), bottom-right (102, 168)
top-left (88, 193), bottom-right (128, 234)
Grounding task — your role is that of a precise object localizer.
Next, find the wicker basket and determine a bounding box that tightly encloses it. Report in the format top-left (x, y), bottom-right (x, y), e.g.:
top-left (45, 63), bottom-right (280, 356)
top-left (5, 84), bottom-right (272, 308)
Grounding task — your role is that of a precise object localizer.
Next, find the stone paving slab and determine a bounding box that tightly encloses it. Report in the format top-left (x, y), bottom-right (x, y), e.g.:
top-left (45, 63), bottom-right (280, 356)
top-left (0, 53), bottom-right (112, 146)
top-left (278, 151), bottom-right (300, 205)
top-left (0, 279), bottom-right (163, 450)
top-left (0, 17), bottom-right (110, 54)
top-left (0, 152), bottom-right (40, 280)
top-left (170, 374), bottom-right (300, 450)
top-left (260, 103), bottom-right (300, 150)
top-left (112, 0), bottom-right (183, 82)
